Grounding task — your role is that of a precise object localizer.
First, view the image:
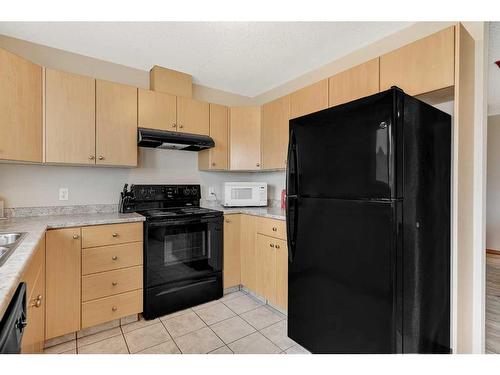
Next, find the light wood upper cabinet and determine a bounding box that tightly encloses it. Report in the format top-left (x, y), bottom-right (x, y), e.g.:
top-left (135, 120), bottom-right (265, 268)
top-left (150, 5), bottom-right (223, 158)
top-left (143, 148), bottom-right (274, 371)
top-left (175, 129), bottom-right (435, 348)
top-left (261, 95), bottom-right (290, 170)
top-left (240, 214), bottom-right (257, 292)
top-left (198, 103), bottom-right (229, 170)
top-left (380, 26), bottom-right (455, 96)
top-left (329, 58), bottom-right (380, 107)
top-left (45, 69), bottom-right (96, 164)
top-left (138, 88), bottom-right (177, 131)
top-left (289, 79), bottom-right (328, 119)
top-left (176, 96), bottom-right (209, 135)
top-left (46, 228), bottom-right (82, 339)
top-left (223, 214), bottom-right (241, 289)
top-left (0, 48), bottom-right (43, 163)
top-left (21, 235), bottom-right (45, 354)
top-left (96, 80), bottom-right (138, 166)
top-left (229, 106), bottom-right (261, 171)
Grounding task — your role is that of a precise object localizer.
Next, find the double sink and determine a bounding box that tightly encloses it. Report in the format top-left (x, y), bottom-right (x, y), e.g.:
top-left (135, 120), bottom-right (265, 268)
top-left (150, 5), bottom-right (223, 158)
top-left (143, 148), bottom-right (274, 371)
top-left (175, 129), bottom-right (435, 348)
top-left (0, 233), bottom-right (27, 266)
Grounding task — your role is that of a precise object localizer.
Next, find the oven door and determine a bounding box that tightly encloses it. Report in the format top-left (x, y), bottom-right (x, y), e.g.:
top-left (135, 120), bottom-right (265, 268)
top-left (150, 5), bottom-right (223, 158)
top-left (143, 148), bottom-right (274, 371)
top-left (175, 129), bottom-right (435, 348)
top-left (144, 215), bottom-right (223, 289)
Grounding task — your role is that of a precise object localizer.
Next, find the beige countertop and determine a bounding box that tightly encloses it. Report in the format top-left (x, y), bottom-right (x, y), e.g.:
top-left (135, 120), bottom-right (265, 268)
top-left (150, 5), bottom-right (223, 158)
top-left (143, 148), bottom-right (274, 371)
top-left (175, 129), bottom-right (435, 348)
top-left (0, 212), bottom-right (144, 321)
top-left (201, 202), bottom-right (286, 221)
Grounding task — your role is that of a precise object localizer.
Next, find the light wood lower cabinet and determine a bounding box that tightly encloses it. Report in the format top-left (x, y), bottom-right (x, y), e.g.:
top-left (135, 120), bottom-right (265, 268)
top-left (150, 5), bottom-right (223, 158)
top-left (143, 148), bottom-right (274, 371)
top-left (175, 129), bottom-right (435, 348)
top-left (223, 214), bottom-right (241, 289)
top-left (240, 214), bottom-right (257, 292)
top-left (0, 48), bottom-right (43, 163)
top-left (82, 242), bottom-right (143, 275)
top-left (82, 265), bottom-right (143, 301)
top-left (45, 228), bottom-right (82, 340)
top-left (21, 235), bottom-right (45, 353)
top-left (81, 222), bottom-right (143, 248)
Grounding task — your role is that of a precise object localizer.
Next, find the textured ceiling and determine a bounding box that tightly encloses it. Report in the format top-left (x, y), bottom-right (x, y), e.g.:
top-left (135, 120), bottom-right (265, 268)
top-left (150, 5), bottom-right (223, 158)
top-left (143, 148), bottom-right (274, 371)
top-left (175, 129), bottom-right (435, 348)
top-left (489, 22), bottom-right (500, 115)
top-left (0, 22), bottom-right (411, 97)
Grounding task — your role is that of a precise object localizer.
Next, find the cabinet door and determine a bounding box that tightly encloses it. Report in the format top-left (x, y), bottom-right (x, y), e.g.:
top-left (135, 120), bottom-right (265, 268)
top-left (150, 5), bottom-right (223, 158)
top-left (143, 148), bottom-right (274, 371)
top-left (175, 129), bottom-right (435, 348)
top-left (229, 106), bottom-right (261, 171)
top-left (273, 238), bottom-right (288, 311)
top-left (329, 58), bottom-right (380, 107)
top-left (255, 234), bottom-right (276, 301)
top-left (0, 48), bottom-right (42, 163)
top-left (261, 95), bottom-right (290, 170)
top-left (177, 96), bottom-right (209, 135)
top-left (21, 235), bottom-right (45, 354)
top-left (289, 79), bottom-right (328, 119)
top-left (240, 214), bottom-right (257, 291)
top-left (46, 228), bottom-right (82, 339)
top-left (198, 103), bottom-right (228, 170)
top-left (380, 26), bottom-right (455, 96)
top-left (45, 69), bottom-right (96, 164)
top-left (96, 80), bottom-right (138, 166)
top-left (138, 88), bottom-right (177, 131)
top-left (223, 214), bottom-right (241, 289)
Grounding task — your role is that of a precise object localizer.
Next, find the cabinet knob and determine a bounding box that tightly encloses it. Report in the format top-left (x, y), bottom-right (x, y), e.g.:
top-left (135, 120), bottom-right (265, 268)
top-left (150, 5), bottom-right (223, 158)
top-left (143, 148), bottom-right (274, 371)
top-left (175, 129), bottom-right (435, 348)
top-left (112, 256), bottom-right (118, 261)
top-left (172, 123), bottom-right (177, 128)
top-left (270, 243), bottom-right (275, 248)
top-left (225, 220), bottom-right (230, 223)
top-left (73, 234), bottom-right (79, 239)
top-left (275, 244), bottom-right (280, 249)
top-left (272, 227), bottom-right (277, 232)
top-left (179, 124), bottom-right (183, 129)
top-left (256, 163), bottom-right (260, 167)
top-left (211, 162), bottom-right (216, 167)
top-left (98, 156), bottom-right (104, 160)
top-left (37, 295), bottom-right (43, 301)
top-left (112, 306), bottom-right (118, 312)
top-left (112, 281), bottom-right (118, 286)
top-left (33, 299), bottom-right (42, 308)
top-left (89, 155), bottom-right (95, 160)
top-left (112, 233), bottom-right (118, 238)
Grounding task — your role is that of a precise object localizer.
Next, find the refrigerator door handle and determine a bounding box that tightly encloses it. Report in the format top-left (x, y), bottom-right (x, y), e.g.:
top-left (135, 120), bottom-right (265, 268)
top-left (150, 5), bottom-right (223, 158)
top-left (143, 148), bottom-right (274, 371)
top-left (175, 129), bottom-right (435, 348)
top-left (286, 129), bottom-right (298, 262)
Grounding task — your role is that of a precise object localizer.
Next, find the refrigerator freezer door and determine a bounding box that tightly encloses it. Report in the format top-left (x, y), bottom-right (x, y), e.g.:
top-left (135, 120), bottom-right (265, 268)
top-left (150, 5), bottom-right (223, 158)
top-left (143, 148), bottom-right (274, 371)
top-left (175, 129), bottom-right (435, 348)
top-left (288, 198), bottom-right (400, 353)
top-left (289, 90), bottom-right (397, 200)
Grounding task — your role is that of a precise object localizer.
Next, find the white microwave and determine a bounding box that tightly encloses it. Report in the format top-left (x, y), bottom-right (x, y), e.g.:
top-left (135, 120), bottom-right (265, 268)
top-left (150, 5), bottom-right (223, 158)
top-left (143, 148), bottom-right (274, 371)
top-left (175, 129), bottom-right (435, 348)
top-left (222, 182), bottom-right (267, 207)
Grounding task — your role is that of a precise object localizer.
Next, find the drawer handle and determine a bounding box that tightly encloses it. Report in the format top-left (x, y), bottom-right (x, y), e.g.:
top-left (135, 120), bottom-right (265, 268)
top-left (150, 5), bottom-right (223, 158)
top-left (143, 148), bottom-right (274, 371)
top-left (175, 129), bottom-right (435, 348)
top-left (112, 233), bottom-right (118, 238)
top-left (272, 227), bottom-right (277, 232)
top-left (112, 256), bottom-right (118, 261)
top-left (73, 234), bottom-right (80, 239)
top-left (112, 306), bottom-right (118, 312)
top-left (275, 244), bottom-right (280, 249)
top-left (270, 243), bottom-right (275, 248)
top-left (112, 281), bottom-right (118, 286)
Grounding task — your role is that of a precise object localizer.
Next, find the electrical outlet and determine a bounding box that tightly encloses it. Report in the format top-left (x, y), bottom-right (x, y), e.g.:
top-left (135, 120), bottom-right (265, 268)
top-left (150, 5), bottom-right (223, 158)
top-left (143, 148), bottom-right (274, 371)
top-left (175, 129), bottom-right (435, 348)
top-left (208, 186), bottom-right (216, 200)
top-left (59, 188), bottom-right (69, 201)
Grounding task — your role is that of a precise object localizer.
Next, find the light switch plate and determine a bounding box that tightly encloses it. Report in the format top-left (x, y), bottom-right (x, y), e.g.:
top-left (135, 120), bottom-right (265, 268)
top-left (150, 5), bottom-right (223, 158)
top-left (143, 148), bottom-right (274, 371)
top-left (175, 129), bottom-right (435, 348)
top-left (59, 188), bottom-right (69, 201)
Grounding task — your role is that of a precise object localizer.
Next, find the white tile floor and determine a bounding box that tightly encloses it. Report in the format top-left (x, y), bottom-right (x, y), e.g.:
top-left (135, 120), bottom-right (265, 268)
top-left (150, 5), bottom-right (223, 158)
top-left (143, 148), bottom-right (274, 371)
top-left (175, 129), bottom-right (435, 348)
top-left (43, 290), bottom-right (310, 354)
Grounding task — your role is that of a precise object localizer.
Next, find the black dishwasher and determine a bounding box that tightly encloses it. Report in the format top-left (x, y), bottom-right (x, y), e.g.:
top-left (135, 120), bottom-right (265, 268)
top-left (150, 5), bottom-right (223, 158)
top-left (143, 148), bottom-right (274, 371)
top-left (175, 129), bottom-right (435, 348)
top-left (0, 283), bottom-right (27, 354)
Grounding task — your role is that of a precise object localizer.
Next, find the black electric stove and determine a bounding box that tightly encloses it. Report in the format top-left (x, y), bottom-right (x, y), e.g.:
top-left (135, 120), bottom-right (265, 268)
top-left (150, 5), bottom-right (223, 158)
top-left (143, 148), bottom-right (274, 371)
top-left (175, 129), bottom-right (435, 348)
top-left (119, 184), bottom-right (223, 319)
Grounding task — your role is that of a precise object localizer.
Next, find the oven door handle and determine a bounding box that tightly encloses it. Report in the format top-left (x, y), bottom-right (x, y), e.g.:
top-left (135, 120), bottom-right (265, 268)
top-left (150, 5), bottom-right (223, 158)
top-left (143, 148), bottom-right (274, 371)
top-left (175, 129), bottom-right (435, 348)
top-left (148, 216), bottom-right (221, 226)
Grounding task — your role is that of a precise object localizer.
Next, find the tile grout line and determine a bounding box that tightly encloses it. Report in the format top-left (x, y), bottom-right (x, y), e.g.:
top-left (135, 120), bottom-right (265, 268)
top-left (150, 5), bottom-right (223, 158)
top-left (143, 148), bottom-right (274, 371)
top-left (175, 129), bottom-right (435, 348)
top-left (190, 307), bottom-right (227, 353)
top-left (158, 318), bottom-right (183, 354)
top-left (119, 325), bottom-right (132, 354)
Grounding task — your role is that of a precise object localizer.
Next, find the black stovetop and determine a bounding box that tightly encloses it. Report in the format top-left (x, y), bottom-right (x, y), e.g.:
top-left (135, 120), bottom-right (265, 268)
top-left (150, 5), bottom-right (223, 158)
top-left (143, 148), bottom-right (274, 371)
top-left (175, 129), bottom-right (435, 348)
top-left (136, 206), bottom-right (221, 219)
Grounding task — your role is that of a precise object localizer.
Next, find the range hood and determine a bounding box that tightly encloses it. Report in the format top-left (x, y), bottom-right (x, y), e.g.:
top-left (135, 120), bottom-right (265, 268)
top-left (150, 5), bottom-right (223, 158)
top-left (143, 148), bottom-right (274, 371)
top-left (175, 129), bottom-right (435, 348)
top-left (137, 128), bottom-right (215, 151)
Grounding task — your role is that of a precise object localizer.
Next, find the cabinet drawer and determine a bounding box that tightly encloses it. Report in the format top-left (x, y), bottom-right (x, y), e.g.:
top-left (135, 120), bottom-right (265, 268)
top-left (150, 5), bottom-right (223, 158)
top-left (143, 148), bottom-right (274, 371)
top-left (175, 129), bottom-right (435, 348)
top-left (82, 266), bottom-right (143, 302)
top-left (256, 217), bottom-right (286, 240)
top-left (81, 289), bottom-right (142, 329)
top-left (82, 222), bottom-right (143, 248)
top-left (82, 242), bottom-right (143, 275)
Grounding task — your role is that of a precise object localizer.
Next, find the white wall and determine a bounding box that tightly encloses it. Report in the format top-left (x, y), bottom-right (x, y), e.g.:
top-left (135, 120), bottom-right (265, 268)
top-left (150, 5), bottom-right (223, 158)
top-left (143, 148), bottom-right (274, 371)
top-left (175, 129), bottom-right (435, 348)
top-left (0, 149), bottom-right (278, 208)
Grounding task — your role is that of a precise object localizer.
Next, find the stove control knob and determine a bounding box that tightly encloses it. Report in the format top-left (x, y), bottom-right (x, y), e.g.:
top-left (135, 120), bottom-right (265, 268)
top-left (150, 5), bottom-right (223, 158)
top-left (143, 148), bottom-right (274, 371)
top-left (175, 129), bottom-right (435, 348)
top-left (191, 187), bottom-right (198, 195)
top-left (183, 188), bottom-right (190, 196)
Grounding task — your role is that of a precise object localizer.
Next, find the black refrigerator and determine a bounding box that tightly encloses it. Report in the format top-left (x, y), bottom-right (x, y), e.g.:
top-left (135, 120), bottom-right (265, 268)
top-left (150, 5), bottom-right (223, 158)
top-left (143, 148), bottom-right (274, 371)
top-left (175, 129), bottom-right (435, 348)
top-left (286, 87), bottom-right (451, 354)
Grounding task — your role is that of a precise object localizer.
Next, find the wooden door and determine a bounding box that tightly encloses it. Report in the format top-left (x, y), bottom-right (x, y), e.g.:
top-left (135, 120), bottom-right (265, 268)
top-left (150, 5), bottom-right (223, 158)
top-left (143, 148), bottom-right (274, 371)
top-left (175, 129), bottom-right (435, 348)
top-left (138, 88), bottom-right (177, 131)
top-left (380, 26), bottom-right (455, 96)
top-left (198, 103), bottom-right (228, 170)
top-left (229, 106), bottom-right (261, 170)
top-left (46, 228), bottom-right (82, 339)
top-left (96, 80), bottom-right (138, 166)
top-left (223, 214), bottom-right (241, 289)
top-left (261, 95), bottom-right (290, 170)
top-left (255, 234), bottom-right (276, 301)
top-left (176, 96), bottom-right (209, 135)
top-left (289, 79), bottom-right (328, 119)
top-left (273, 238), bottom-right (288, 310)
top-left (240, 214), bottom-right (257, 291)
top-left (0, 48), bottom-right (42, 163)
top-left (21, 235), bottom-right (45, 353)
top-left (329, 58), bottom-right (380, 107)
top-left (45, 69), bottom-right (95, 164)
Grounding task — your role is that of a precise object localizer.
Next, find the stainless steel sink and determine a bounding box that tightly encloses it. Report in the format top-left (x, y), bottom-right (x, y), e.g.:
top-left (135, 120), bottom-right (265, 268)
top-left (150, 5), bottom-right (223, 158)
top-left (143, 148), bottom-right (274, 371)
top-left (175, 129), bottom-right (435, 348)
top-left (0, 232), bottom-right (27, 266)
